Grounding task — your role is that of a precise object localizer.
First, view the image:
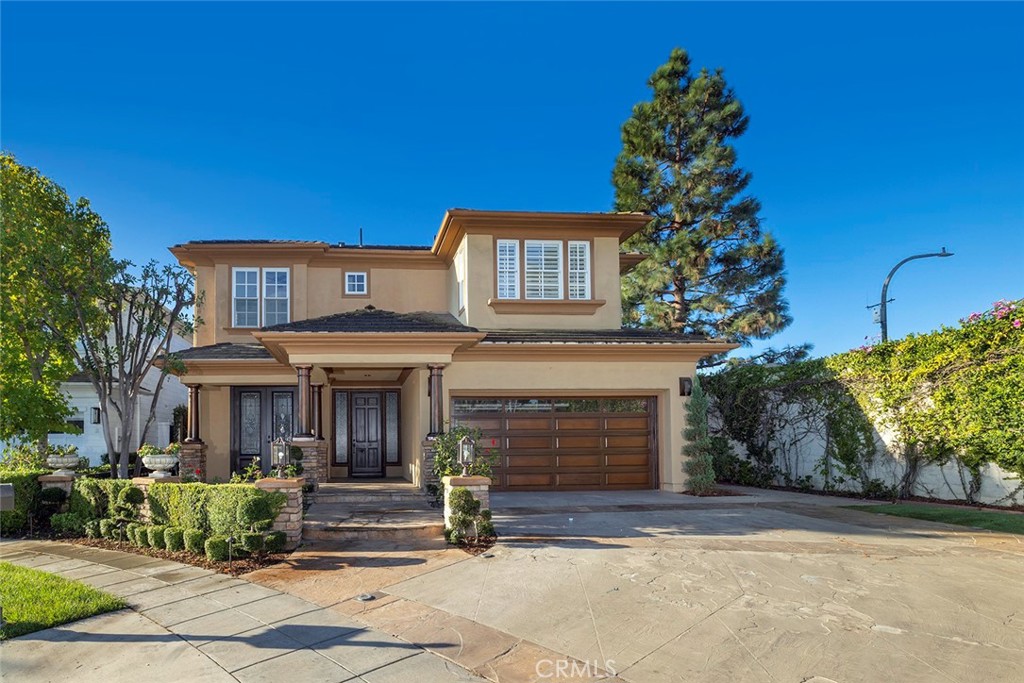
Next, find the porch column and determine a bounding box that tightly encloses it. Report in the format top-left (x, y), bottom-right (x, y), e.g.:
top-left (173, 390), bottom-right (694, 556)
top-left (184, 384), bottom-right (202, 443)
top-left (428, 364), bottom-right (445, 436)
top-left (312, 383), bottom-right (324, 440)
top-left (295, 365), bottom-right (313, 439)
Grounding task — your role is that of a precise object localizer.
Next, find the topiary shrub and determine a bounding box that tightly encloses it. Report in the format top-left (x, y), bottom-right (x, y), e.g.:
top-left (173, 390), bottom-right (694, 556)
top-left (84, 519), bottom-right (102, 538)
top-left (264, 530), bottom-right (287, 553)
top-left (136, 525), bottom-right (152, 547)
top-left (240, 532), bottom-right (264, 554)
top-left (147, 525), bottom-right (167, 549)
top-left (39, 486), bottom-right (68, 507)
top-left (164, 526), bottom-right (185, 552)
top-left (50, 512), bottom-right (85, 536)
top-left (204, 536), bottom-right (230, 562)
top-left (445, 487), bottom-right (495, 544)
top-left (68, 478), bottom-right (133, 521)
top-left (99, 518), bottom-right (116, 539)
top-left (183, 528), bottom-right (205, 554)
top-left (126, 522), bottom-right (142, 545)
top-left (147, 482), bottom-right (209, 532)
top-left (208, 485), bottom-right (285, 536)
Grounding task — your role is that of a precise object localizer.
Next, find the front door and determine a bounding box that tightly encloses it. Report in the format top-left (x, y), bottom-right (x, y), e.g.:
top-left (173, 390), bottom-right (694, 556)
top-left (351, 392), bottom-right (384, 477)
top-left (233, 387), bottom-right (295, 475)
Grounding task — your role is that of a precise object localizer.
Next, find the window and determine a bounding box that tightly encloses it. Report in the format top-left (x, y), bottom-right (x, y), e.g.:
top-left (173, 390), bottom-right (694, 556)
top-left (90, 407), bottom-right (101, 424)
top-left (568, 241), bottom-right (591, 300)
top-left (496, 240), bottom-right (519, 299)
top-left (263, 268), bottom-right (290, 327)
top-left (233, 268), bottom-right (260, 327)
top-left (524, 240), bottom-right (562, 300)
top-left (345, 272), bottom-right (367, 295)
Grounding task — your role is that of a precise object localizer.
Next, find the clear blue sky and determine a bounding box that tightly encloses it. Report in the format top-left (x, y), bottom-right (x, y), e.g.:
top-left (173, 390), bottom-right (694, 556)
top-left (3, 2), bottom-right (1021, 357)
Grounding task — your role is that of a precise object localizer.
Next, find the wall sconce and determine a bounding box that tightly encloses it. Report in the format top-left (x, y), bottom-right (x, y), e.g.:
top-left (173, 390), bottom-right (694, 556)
top-left (458, 434), bottom-right (476, 476)
top-left (679, 377), bottom-right (693, 397)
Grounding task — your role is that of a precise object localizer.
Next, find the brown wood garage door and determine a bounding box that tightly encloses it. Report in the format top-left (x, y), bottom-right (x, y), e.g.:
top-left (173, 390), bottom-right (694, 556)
top-left (451, 397), bottom-right (657, 491)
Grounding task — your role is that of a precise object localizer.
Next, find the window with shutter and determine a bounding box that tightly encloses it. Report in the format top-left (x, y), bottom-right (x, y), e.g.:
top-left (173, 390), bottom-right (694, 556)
top-left (524, 240), bottom-right (562, 300)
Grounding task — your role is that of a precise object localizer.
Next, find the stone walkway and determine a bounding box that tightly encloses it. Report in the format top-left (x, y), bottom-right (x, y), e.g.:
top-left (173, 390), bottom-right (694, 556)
top-left (0, 540), bottom-right (484, 682)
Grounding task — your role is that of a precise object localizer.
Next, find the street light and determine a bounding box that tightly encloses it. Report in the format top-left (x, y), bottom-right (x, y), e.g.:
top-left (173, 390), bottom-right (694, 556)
top-left (869, 248), bottom-right (954, 342)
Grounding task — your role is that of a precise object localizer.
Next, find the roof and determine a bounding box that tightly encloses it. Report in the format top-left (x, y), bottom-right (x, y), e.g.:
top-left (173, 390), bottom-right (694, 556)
top-left (480, 328), bottom-right (714, 345)
top-left (333, 244), bottom-right (431, 251)
top-left (174, 239), bottom-right (431, 251)
top-left (260, 308), bottom-right (478, 334)
top-left (171, 343), bottom-right (274, 361)
top-left (173, 239), bottom-right (329, 247)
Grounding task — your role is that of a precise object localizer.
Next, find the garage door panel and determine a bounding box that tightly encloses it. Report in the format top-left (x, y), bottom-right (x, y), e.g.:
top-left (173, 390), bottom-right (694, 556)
top-left (454, 395), bottom-right (655, 491)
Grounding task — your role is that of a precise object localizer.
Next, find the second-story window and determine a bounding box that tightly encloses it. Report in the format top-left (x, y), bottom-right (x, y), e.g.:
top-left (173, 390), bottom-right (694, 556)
top-left (496, 239), bottom-right (519, 299)
top-left (568, 241), bottom-right (591, 300)
top-left (524, 240), bottom-right (562, 300)
top-left (233, 268), bottom-right (260, 327)
top-left (346, 272), bottom-right (368, 295)
top-left (263, 268), bottom-right (290, 327)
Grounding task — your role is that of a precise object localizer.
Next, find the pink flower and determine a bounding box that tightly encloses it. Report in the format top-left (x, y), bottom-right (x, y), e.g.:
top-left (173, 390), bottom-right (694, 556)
top-left (1014, 320), bottom-right (1022, 329)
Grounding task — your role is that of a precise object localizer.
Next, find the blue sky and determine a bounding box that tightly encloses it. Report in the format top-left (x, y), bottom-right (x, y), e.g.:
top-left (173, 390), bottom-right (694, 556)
top-left (3, 2), bottom-right (1022, 357)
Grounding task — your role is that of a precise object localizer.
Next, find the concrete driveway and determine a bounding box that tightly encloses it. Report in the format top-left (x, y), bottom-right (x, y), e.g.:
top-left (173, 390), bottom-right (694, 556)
top-left (382, 489), bottom-right (1024, 682)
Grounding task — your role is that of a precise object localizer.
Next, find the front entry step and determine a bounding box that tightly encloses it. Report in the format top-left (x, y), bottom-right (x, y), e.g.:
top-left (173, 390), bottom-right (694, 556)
top-left (302, 505), bottom-right (445, 544)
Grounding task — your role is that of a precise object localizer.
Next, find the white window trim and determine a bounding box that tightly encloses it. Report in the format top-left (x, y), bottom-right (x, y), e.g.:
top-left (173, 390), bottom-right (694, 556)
top-left (345, 271), bottom-right (368, 295)
top-left (568, 241), bottom-right (592, 300)
top-left (524, 239), bottom-right (563, 300)
top-left (496, 239), bottom-right (520, 300)
top-left (232, 267), bottom-right (260, 328)
top-left (456, 246), bottom-right (467, 311)
top-left (262, 267), bottom-right (290, 327)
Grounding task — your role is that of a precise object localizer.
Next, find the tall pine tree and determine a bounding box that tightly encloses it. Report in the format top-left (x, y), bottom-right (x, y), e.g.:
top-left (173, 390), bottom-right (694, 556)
top-left (613, 48), bottom-right (791, 353)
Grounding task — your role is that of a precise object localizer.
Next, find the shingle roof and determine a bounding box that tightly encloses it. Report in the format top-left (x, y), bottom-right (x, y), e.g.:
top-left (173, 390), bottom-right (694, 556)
top-left (174, 239), bottom-right (329, 247)
top-left (261, 308), bottom-right (478, 334)
top-left (480, 328), bottom-right (713, 345)
top-left (171, 343), bottom-right (274, 360)
top-left (334, 244), bottom-right (431, 251)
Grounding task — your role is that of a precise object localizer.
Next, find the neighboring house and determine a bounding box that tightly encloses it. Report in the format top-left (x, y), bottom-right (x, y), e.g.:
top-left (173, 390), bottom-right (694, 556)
top-left (168, 210), bottom-right (736, 491)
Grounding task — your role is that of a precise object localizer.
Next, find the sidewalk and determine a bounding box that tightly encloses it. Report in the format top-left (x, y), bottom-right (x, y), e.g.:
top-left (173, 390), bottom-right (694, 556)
top-left (0, 540), bottom-right (483, 683)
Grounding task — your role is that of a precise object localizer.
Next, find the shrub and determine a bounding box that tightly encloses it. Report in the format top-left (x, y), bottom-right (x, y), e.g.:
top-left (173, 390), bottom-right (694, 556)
top-left (204, 536), bottom-right (230, 562)
top-left (50, 512), bottom-right (85, 536)
top-left (126, 522), bottom-right (143, 545)
top-left (0, 443), bottom-right (48, 470)
top-left (207, 485), bottom-right (285, 536)
top-left (148, 482), bottom-right (209, 532)
top-left (183, 529), bottom-right (205, 554)
top-left (264, 530), bottom-right (287, 553)
top-left (164, 527), bottom-right (185, 552)
top-left (147, 525), bottom-right (167, 549)
top-left (68, 478), bottom-right (133, 521)
top-left (240, 532), bottom-right (264, 554)
top-left (99, 519), bottom-right (116, 539)
top-left (136, 525), bottom-right (152, 547)
top-left (445, 487), bottom-right (494, 544)
top-left (683, 376), bottom-right (716, 495)
top-left (0, 469), bottom-right (47, 535)
top-left (84, 519), bottom-right (102, 538)
top-left (39, 486), bottom-right (68, 506)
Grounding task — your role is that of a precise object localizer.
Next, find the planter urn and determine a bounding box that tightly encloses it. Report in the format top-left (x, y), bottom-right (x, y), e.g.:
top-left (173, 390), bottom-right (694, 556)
top-left (142, 454), bottom-right (179, 479)
top-left (46, 455), bottom-right (80, 477)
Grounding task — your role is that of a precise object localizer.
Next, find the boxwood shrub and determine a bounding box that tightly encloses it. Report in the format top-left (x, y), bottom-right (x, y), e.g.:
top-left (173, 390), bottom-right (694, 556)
top-left (99, 519), bottom-right (116, 539)
top-left (164, 527), bottom-right (185, 552)
top-left (0, 469), bottom-right (47, 534)
top-left (147, 525), bottom-right (167, 549)
top-left (264, 530), bottom-right (287, 553)
top-left (84, 519), bottom-right (102, 538)
top-left (68, 478), bottom-right (134, 521)
top-left (50, 512), bottom-right (86, 536)
top-left (183, 528), bottom-right (205, 554)
top-left (204, 536), bottom-right (230, 562)
top-left (148, 482), bottom-right (286, 536)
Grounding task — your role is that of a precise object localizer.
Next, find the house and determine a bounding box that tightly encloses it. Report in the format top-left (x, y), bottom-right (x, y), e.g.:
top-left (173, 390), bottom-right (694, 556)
top-left (167, 210), bottom-right (736, 491)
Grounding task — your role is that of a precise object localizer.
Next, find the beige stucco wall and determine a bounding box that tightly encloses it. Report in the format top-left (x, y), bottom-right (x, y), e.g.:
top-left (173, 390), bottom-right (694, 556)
top-left (442, 357), bottom-right (698, 492)
top-left (400, 368), bottom-right (429, 486)
top-left (200, 385), bottom-right (233, 483)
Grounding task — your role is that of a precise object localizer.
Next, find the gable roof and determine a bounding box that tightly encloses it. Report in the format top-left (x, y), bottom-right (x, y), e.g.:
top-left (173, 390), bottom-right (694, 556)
top-left (260, 308), bottom-right (478, 334)
top-left (171, 343), bottom-right (274, 361)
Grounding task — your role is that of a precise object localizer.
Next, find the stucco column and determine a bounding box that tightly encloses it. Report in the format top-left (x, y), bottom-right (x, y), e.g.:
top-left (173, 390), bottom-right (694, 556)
top-left (184, 384), bottom-right (202, 443)
top-left (295, 365), bottom-right (313, 439)
top-left (428, 364), bottom-right (445, 436)
top-left (312, 383), bottom-right (324, 440)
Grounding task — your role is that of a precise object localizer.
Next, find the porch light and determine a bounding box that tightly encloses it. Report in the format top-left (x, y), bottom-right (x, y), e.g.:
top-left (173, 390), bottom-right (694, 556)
top-left (272, 437), bottom-right (289, 478)
top-left (458, 434), bottom-right (476, 476)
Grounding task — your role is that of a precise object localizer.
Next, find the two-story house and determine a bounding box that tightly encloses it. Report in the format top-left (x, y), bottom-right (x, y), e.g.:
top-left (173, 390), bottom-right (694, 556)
top-left (167, 210), bottom-right (735, 491)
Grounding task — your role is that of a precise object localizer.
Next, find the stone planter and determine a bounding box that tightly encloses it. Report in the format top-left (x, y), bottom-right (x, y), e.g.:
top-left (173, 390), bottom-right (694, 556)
top-left (142, 454), bottom-right (179, 479)
top-left (46, 455), bottom-right (80, 477)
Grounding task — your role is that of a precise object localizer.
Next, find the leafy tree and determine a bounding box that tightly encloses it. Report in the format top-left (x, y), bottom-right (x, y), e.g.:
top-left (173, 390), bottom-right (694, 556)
top-left (0, 153), bottom-right (110, 448)
top-left (683, 375), bottom-right (716, 494)
top-left (613, 48), bottom-right (791, 359)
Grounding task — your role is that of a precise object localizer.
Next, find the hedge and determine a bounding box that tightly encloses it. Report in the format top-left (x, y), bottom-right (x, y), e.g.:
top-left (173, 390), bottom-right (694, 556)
top-left (0, 469), bottom-right (48, 534)
top-left (68, 478), bottom-right (134, 521)
top-left (148, 482), bottom-right (285, 536)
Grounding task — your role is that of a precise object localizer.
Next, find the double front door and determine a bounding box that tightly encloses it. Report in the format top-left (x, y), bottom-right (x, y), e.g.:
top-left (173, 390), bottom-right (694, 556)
top-left (232, 387), bottom-right (295, 474)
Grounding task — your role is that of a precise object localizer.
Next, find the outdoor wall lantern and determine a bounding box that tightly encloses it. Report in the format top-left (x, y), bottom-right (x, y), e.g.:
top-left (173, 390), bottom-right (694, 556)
top-left (272, 437), bottom-right (289, 478)
top-left (679, 377), bottom-right (694, 397)
top-left (458, 434), bottom-right (476, 476)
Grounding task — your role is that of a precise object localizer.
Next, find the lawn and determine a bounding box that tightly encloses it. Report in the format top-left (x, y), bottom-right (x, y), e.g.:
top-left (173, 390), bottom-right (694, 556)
top-left (852, 504), bottom-right (1024, 535)
top-left (0, 562), bottom-right (127, 639)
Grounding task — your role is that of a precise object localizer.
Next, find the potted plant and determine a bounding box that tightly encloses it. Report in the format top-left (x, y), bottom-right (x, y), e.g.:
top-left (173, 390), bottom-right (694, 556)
top-left (46, 444), bottom-right (81, 477)
top-left (140, 442), bottom-right (181, 478)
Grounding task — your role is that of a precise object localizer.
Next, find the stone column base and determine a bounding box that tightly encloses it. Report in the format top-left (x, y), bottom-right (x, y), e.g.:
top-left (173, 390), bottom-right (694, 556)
top-left (421, 438), bottom-right (439, 493)
top-left (256, 477), bottom-right (305, 550)
top-left (289, 440), bottom-right (326, 490)
top-left (179, 442), bottom-right (208, 482)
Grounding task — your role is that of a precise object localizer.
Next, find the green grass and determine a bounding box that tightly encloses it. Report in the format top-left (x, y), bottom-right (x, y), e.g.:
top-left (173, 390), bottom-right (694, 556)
top-left (851, 504), bottom-right (1024, 535)
top-left (0, 562), bottom-right (127, 639)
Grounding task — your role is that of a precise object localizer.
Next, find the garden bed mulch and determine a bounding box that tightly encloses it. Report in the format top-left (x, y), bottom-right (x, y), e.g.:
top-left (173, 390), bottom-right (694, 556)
top-left (66, 537), bottom-right (293, 576)
top-left (453, 535), bottom-right (497, 556)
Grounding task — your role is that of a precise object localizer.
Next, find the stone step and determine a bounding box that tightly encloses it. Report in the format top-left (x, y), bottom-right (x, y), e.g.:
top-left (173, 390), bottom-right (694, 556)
top-left (302, 520), bottom-right (446, 544)
top-left (302, 502), bottom-right (444, 544)
top-left (311, 492), bottom-right (431, 505)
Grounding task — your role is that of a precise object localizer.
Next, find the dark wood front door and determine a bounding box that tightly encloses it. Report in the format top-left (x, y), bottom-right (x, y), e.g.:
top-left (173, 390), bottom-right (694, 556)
top-left (351, 392), bottom-right (384, 477)
top-left (232, 387), bottom-right (295, 475)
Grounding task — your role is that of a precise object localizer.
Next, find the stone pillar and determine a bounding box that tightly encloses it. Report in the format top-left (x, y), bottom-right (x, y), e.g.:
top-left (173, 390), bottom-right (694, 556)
top-left (441, 475), bottom-right (491, 531)
top-left (179, 442), bottom-right (208, 482)
top-left (184, 384), bottom-right (203, 443)
top-left (38, 474), bottom-right (75, 499)
top-left (289, 440), bottom-right (327, 489)
top-left (428, 364), bottom-right (445, 436)
top-left (312, 383), bottom-right (324, 441)
top-left (256, 477), bottom-right (305, 550)
top-left (295, 365), bottom-right (313, 439)
top-left (421, 438), bottom-right (439, 493)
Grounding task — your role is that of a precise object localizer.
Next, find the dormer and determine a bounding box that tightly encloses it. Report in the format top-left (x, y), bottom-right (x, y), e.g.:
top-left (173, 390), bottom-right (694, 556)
top-left (431, 209), bottom-right (650, 330)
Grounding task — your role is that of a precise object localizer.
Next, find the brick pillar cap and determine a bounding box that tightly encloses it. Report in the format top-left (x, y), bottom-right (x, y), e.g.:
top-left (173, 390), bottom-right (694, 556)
top-left (255, 477), bottom-right (306, 489)
top-left (38, 474), bottom-right (76, 483)
top-left (442, 475), bottom-right (491, 487)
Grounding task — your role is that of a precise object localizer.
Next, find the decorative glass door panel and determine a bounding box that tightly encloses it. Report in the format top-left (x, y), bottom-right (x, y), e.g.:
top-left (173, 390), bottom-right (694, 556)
top-left (233, 387), bottom-right (295, 475)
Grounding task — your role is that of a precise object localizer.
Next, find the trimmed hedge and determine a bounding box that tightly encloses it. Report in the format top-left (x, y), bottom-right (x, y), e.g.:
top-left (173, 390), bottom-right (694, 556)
top-left (240, 532), bottom-right (264, 554)
top-left (265, 530), bottom-right (287, 553)
top-left (204, 536), bottom-right (229, 562)
top-left (51, 512), bottom-right (86, 536)
top-left (148, 482), bottom-right (285, 536)
top-left (68, 478), bottom-right (134, 521)
top-left (183, 528), bottom-right (205, 554)
top-left (0, 469), bottom-right (47, 534)
top-left (147, 525), bottom-right (167, 549)
top-left (85, 519), bottom-right (102, 538)
top-left (164, 527), bottom-right (185, 552)
top-left (99, 519), bottom-right (116, 539)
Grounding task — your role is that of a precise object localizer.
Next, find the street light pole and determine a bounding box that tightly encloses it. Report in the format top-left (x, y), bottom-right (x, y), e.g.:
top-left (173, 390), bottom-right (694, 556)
top-left (873, 248), bottom-right (954, 342)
